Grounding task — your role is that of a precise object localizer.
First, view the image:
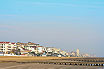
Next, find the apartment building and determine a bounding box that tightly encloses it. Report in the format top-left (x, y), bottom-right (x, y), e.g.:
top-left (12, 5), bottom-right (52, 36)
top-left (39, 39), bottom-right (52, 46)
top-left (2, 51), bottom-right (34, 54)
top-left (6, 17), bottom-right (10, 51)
top-left (0, 41), bottom-right (70, 57)
top-left (25, 42), bottom-right (39, 51)
top-left (16, 42), bottom-right (39, 50)
top-left (36, 46), bottom-right (46, 54)
top-left (0, 42), bottom-right (16, 54)
top-left (46, 47), bottom-right (61, 56)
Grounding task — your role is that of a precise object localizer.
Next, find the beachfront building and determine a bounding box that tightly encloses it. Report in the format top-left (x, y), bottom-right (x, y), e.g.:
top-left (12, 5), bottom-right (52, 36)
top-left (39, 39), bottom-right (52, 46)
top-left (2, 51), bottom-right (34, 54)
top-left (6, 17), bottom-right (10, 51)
top-left (60, 51), bottom-right (67, 56)
top-left (24, 42), bottom-right (39, 50)
top-left (46, 47), bottom-right (61, 56)
top-left (0, 42), bottom-right (16, 54)
top-left (16, 42), bottom-right (40, 56)
top-left (70, 51), bottom-right (77, 57)
top-left (16, 42), bottom-right (39, 51)
top-left (46, 47), bottom-right (54, 56)
top-left (0, 41), bottom-right (70, 57)
top-left (35, 46), bottom-right (46, 56)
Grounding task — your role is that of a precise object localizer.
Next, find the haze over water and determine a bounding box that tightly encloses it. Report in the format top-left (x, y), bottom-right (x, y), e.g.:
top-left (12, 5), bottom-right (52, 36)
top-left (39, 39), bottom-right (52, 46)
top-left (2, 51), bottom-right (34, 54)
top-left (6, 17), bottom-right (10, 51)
top-left (0, 0), bottom-right (104, 57)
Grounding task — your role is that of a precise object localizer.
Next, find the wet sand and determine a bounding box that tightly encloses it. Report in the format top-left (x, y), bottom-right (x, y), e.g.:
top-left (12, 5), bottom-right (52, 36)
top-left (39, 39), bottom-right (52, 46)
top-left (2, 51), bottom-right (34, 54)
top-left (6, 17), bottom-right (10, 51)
top-left (0, 63), bottom-right (103, 69)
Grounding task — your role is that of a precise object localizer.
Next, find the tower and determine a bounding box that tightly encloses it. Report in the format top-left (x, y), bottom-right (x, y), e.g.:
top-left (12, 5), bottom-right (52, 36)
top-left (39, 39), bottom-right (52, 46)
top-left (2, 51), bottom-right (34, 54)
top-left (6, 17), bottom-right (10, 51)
top-left (76, 49), bottom-right (79, 57)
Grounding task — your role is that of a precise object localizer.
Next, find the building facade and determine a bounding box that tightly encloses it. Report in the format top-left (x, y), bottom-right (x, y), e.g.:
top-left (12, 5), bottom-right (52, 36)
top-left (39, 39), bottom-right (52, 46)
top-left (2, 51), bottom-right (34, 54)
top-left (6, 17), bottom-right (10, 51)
top-left (0, 42), bottom-right (16, 54)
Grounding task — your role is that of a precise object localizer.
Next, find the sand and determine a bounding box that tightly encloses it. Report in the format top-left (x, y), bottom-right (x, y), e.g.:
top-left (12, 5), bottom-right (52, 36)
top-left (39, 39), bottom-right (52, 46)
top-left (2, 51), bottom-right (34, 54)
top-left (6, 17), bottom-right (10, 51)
top-left (0, 56), bottom-right (103, 69)
top-left (0, 63), bottom-right (102, 69)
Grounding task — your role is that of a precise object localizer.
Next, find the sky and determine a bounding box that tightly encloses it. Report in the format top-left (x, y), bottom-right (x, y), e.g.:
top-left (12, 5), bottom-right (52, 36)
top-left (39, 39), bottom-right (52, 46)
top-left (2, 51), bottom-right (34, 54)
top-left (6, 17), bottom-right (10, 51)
top-left (0, 0), bottom-right (104, 57)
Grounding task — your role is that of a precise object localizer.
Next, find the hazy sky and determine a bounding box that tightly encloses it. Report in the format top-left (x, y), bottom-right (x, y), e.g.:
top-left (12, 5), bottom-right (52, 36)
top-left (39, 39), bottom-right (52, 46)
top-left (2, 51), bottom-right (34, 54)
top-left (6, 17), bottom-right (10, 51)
top-left (0, 0), bottom-right (104, 57)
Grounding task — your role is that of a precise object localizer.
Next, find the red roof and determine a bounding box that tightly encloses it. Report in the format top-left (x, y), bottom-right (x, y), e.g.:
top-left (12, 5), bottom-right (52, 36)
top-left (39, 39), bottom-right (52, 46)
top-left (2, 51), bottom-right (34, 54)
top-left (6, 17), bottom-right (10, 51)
top-left (0, 42), bottom-right (10, 44)
top-left (11, 43), bottom-right (15, 44)
top-left (0, 42), bottom-right (15, 44)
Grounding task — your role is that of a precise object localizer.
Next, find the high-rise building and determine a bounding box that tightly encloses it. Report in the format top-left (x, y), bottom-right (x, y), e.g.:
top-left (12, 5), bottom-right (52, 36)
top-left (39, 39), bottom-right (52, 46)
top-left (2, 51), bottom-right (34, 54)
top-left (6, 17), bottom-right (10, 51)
top-left (76, 49), bottom-right (79, 57)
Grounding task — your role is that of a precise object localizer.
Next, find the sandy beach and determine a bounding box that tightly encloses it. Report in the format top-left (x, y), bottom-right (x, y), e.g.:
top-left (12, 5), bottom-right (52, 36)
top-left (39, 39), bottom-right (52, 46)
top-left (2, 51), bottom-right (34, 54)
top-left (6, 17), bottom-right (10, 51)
top-left (0, 62), bottom-right (103, 69)
top-left (0, 56), bottom-right (103, 69)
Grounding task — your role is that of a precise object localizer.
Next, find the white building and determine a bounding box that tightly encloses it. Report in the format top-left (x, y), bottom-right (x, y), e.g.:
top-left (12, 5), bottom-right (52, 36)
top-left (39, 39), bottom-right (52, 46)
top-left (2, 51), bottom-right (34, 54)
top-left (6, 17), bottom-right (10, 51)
top-left (0, 42), bottom-right (16, 54)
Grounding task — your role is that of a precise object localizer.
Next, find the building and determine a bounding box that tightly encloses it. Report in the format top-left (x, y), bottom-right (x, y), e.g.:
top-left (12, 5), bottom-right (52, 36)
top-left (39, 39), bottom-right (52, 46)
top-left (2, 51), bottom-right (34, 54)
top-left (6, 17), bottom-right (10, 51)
top-left (0, 42), bottom-right (16, 54)
top-left (16, 42), bottom-right (40, 56)
top-left (24, 42), bottom-right (39, 51)
top-left (0, 41), bottom-right (71, 57)
top-left (46, 47), bottom-right (61, 56)
top-left (76, 49), bottom-right (80, 57)
top-left (16, 42), bottom-right (39, 51)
